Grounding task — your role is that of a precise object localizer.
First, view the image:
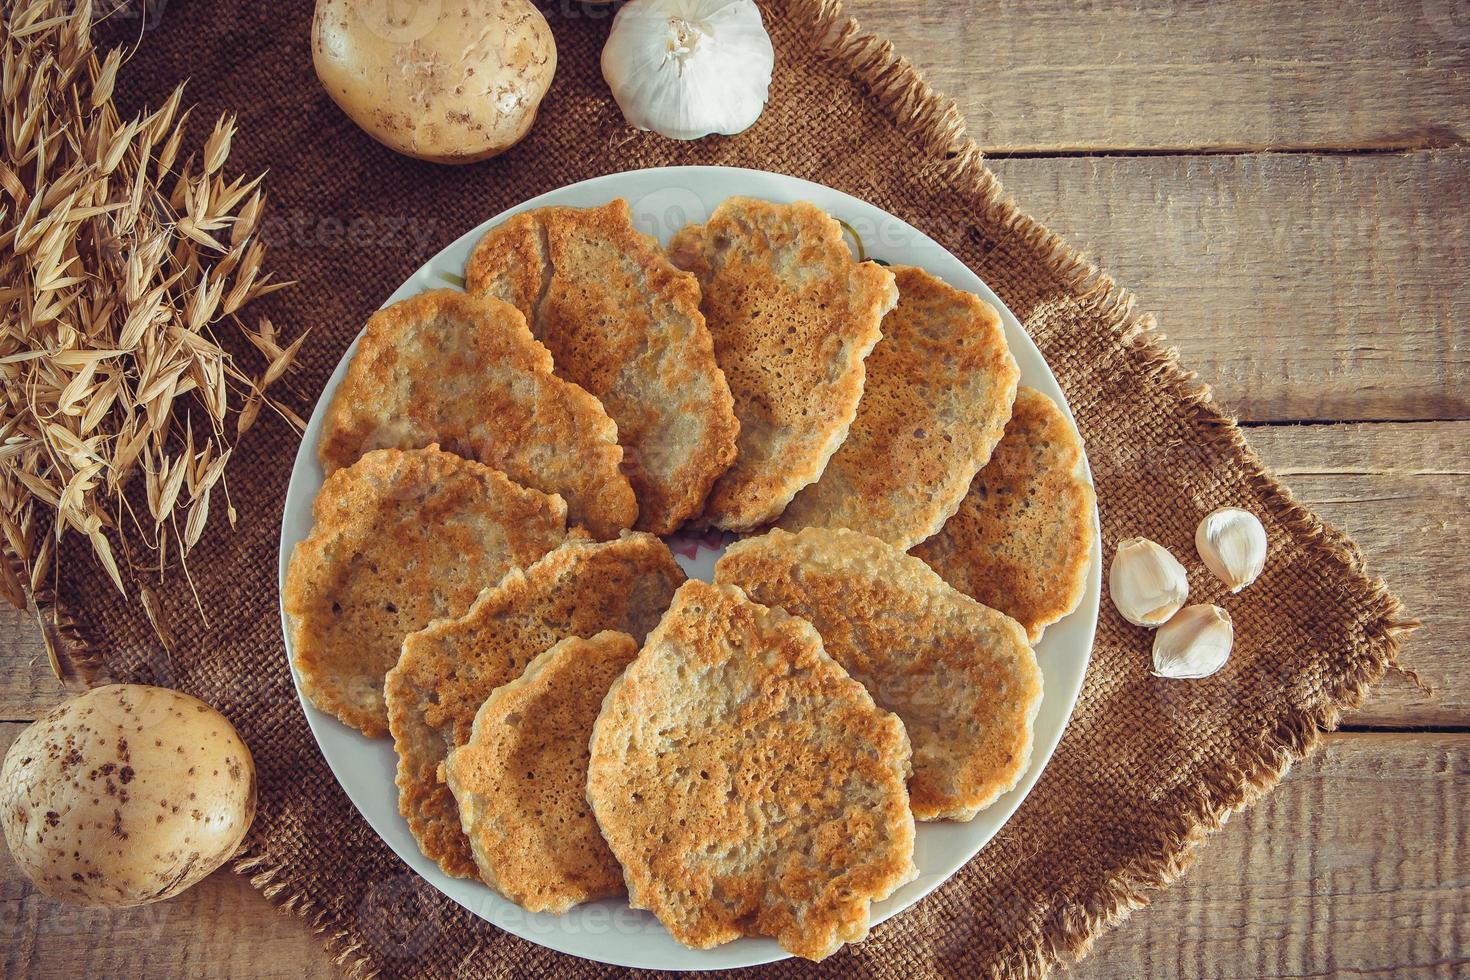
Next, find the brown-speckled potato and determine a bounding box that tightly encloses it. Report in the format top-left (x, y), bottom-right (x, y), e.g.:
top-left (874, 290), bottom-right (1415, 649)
top-left (312, 0), bottom-right (557, 164)
top-left (0, 684), bottom-right (256, 907)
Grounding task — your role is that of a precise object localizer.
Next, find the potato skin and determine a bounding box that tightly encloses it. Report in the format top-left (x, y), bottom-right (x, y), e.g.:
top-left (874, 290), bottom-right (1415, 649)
top-left (0, 684), bottom-right (256, 908)
top-left (312, 0), bottom-right (557, 164)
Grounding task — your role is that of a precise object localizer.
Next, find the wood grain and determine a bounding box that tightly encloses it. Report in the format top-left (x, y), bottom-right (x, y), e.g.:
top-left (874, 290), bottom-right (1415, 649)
top-left (986, 149), bottom-right (1470, 423)
top-left (0, 613), bottom-right (64, 722)
top-left (1246, 421), bottom-right (1469, 727)
top-left (1, 725), bottom-right (1461, 977)
top-left (1073, 733), bottom-right (1469, 978)
top-left (3, 3), bottom-right (1467, 970)
top-left (0, 422), bottom-right (1462, 730)
top-left (0, 723), bottom-right (336, 980)
top-left (860, 0), bottom-right (1470, 153)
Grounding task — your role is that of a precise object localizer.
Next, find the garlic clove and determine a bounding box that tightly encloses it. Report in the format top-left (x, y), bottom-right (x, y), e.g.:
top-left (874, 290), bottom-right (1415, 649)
top-left (1109, 537), bottom-right (1190, 627)
top-left (1195, 507), bottom-right (1268, 593)
top-left (601, 0), bottom-right (775, 141)
top-left (1152, 604), bottom-right (1234, 679)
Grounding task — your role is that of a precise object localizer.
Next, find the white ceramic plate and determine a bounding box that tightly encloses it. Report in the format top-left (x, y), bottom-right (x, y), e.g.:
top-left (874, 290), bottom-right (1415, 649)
top-left (278, 166), bottom-right (1100, 970)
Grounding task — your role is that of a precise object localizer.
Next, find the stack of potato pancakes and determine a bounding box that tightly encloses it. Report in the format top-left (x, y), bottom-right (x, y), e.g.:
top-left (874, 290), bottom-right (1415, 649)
top-left (284, 196), bottom-right (1094, 961)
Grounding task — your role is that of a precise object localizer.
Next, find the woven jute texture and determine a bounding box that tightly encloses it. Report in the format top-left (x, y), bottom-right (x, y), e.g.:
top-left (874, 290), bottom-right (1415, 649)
top-left (54, 1), bottom-right (1413, 977)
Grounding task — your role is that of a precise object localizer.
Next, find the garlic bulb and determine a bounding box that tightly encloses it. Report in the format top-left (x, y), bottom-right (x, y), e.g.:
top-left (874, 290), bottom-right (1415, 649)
top-left (601, 0), bottom-right (775, 140)
top-left (1196, 507), bottom-right (1268, 592)
top-left (1152, 604), bottom-right (1234, 679)
top-left (1109, 537), bottom-right (1190, 627)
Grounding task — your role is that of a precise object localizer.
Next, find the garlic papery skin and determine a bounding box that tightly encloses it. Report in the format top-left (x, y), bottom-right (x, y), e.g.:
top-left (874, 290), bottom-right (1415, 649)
top-left (1196, 507), bottom-right (1268, 593)
top-left (1152, 604), bottom-right (1234, 679)
top-left (601, 0), bottom-right (775, 140)
top-left (1109, 537), bottom-right (1190, 627)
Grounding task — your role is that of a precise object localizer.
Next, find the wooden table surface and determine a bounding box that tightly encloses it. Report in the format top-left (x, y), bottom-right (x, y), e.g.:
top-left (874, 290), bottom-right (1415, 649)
top-left (3, 2), bottom-right (1467, 977)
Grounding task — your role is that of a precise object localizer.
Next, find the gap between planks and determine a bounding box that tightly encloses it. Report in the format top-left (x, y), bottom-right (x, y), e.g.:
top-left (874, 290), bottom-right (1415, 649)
top-left (1340, 724), bottom-right (1470, 735)
top-left (858, 0), bottom-right (1469, 155)
top-left (0, 421), bottom-right (1463, 729)
top-left (1, 728), bottom-right (1461, 980)
top-left (1073, 730), bottom-right (1468, 979)
top-left (985, 149), bottom-right (1470, 424)
top-left (983, 142), bottom-right (1466, 160)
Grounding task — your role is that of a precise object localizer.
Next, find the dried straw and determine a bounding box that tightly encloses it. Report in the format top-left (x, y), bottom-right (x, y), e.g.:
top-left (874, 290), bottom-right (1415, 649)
top-left (1, 0), bottom-right (299, 668)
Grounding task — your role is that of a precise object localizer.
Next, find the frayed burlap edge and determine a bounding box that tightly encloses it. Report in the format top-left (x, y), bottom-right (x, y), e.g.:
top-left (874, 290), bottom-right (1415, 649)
top-left (31, 2), bottom-right (1417, 978)
top-left (18, 600), bottom-right (384, 979)
top-left (234, 852), bottom-right (381, 980)
top-left (27, 585), bottom-right (104, 684)
top-left (795, 0), bottom-right (1419, 977)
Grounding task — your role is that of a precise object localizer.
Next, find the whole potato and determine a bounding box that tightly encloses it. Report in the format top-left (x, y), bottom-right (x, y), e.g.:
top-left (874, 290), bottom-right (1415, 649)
top-left (0, 684), bottom-right (256, 907)
top-left (312, 0), bottom-right (557, 164)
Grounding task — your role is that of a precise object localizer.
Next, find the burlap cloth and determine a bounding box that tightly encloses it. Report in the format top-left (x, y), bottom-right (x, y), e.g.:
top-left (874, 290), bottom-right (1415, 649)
top-left (51, 1), bottom-right (1413, 977)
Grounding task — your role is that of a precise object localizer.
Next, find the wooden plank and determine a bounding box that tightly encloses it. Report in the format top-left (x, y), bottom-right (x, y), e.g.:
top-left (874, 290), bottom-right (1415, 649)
top-left (985, 149), bottom-right (1470, 423)
top-left (0, 724), bottom-right (335, 980)
top-left (1074, 732), bottom-right (1470, 978)
top-left (0, 727), bottom-right (1462, 977)
top-left (1247, 421), bottom-right (1470, 727)
top-left (0, 612), bottom-right (67, 722)
top-left (860, 0), bottom-right (1470, 153)
top-left (0, 422), bottom-right (1463, 728)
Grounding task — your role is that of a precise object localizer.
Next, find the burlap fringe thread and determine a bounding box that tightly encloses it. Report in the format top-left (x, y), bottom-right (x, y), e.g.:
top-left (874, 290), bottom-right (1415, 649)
top-left (29, 582), bottom-right (106, 687)
top-left (33, 2), bottom-right (1418, 977)
top-left (796, 1), bottom-right (1420, 977)
top-left (234, 852), bottom-right (380, 979)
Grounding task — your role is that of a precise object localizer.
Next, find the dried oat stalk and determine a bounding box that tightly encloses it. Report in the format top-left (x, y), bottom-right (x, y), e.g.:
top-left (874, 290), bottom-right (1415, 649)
top-left (1, 0), bottom-right (301, 657)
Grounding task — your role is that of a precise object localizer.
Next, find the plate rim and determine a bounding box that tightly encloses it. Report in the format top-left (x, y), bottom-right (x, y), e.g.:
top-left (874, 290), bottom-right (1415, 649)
top-left (276, 164), bottom-right (1101, 970)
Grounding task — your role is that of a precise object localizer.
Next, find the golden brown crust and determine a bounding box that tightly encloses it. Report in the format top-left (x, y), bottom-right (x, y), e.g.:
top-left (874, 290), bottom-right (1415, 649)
top-left (283, 447), bottom-right (567, 737)
top-left (716, 527), bottom-right (1042, 821)
top-left (465, 200), bottom-right (739, 535)
top-left (668, 198), bottom-right (896, 531)
top-left (587, 580), bottom-right (916, 961)
top-left (779, 266), bottom-right (1019, 549)
top-left (385, 532), bottom-right (685, 879)
top-left (443, 630), bottom-right (638, 913)
top-left (317, 289), bottom-right (636, 539)
top-left (913, 387), bottom-right (1097, 642)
